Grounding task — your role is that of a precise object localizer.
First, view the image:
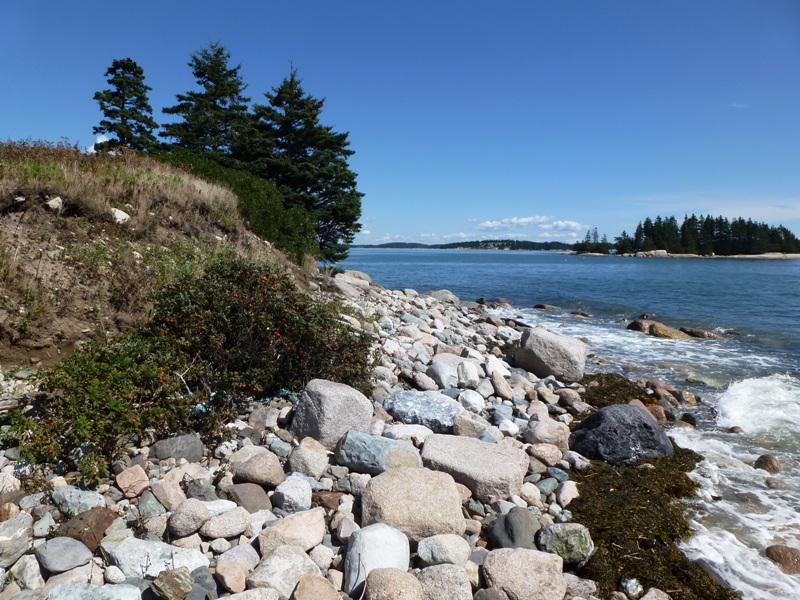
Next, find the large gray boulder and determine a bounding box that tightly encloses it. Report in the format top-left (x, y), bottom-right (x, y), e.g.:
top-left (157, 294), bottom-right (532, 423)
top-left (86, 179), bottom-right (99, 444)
top-left (335, 430), bottom-right (422, 475)
top-left (290, 379), bottom-right (373, 450)
top-left (150, 434), bottom-right (205, 463)
top-left (0, 515), bottom-right (32, 568)
top-left (514, 327), bottom-right (586, 382)
top-left (421, 434), bottom-right (528, 502)
top-left (569, 403), bottom-right (674, 466)
top-left (383, 391), bottom-right (465, 433)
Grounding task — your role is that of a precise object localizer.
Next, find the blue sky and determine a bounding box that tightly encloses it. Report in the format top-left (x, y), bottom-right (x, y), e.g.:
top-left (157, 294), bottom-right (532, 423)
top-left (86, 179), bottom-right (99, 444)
top-left (2, 1), bottom-right (799, 244)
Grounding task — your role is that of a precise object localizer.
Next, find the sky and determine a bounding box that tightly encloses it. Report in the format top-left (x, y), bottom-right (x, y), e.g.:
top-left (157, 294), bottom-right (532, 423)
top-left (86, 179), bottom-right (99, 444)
top-left (2, 1), bottom-right (799, 244)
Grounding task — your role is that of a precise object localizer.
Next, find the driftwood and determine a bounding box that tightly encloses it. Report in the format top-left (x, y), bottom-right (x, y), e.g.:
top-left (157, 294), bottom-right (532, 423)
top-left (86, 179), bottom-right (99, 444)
top-left (0, 391), bottom-right (54, 413)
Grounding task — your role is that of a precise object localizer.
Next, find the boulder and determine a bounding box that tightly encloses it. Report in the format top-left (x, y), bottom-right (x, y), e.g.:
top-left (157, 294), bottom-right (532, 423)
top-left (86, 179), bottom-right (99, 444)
top-left (287, 437), bottom-right (330, 480)
top-left (514, 327), bottom-right (586, 382)
top-left (168, 498), bottom-right (210, 537)
top-left (626, 319), bottom-right (657, 333)
top-left (361, 468), bottom-right (465, 542)
top-left (290, 379), bottom-right (373, 450)
top-left (344, 523), bottom-right (411, 598)
top-left (292, 574), bottom-right (340, 600)
top-left (35, 537), bottom-right (92, 574)
top-left (198, 506), bottom-right (250, 538)
top-left (383, 390), bottom-right (464, 433)
top-left (0, 515), bottom-right (32, 568)
top-left (234, 449), bottom-right (285, 487)
top-left (680, 326), bottom-right (722, 340)
top-left (649, 323), bottom-right (692, 340)
top-left (51, 486), bottom-right (105, 516)
top-left (765, 544), bottom-right (800, 574)
top-left (754, 454), bottom-right (781, 474)
top-left (482, 547), bottom-right (567, 600)
top-left (335, 430), bottom-right (422, 475)
top-left (421, 434), bottom-right (528, 502)
top-left (569, 404), bottom-right (674, 466)
top-left (272, 474), bottom-right (313, 512)
top-left (524, 420), bottom-right (570, 452)
top-left (47, 584), bottom-right (141, 600)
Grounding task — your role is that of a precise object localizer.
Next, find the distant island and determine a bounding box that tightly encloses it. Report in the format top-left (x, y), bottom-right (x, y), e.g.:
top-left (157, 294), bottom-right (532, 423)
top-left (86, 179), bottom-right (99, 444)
top-left (351, 239), bottom-right (573, 251)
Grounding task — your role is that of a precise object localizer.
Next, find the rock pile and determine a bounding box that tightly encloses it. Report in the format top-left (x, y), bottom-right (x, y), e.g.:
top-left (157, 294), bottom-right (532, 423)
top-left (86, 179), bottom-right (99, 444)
top-left (0, 272), bottom-right (687, 600)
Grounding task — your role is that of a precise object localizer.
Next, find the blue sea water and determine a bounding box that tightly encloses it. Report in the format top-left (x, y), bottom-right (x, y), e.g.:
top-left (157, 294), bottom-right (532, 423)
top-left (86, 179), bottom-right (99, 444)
top-left (341, 248), bottom-right (800, 599)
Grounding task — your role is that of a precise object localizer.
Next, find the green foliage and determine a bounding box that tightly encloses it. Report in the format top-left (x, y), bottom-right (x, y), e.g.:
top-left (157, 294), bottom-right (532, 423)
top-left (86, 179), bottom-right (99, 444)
top-left (233, 69), bottom-right (363, 262)
top-left (155, 149), bottom-right (318, 262)
top-left (146, 257), bottom-right (375, 395)
top-left (613, 214), bottom-right (800, 255)
top-left (93, 58), bottom-right (159, 152)
top-left (4, 256), bottom-right (375, 476)
top-left (161, 42), bottom-right (250, 153)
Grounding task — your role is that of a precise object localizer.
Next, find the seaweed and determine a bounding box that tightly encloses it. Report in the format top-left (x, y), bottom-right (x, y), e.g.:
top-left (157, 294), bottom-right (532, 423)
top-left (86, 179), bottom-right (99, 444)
top-left (569, 444), bottom-right (741, 600)
top-left (581, 372), bottom-right (655, 408)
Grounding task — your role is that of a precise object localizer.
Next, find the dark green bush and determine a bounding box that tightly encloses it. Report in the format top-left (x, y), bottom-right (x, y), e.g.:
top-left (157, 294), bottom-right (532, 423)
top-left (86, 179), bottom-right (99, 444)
top-left (146, 258), bottom-right (375, 396)
top-left (5, 256), bottom-right (375, 477)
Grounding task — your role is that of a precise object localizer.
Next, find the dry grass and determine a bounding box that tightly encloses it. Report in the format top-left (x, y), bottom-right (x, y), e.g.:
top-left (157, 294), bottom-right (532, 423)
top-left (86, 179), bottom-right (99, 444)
top-left (0, 140), bottom-right (302, 368)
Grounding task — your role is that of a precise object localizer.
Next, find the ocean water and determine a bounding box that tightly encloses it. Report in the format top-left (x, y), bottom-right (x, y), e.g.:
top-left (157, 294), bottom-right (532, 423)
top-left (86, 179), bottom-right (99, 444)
top-left (341, 248), bottom-right (800, 599)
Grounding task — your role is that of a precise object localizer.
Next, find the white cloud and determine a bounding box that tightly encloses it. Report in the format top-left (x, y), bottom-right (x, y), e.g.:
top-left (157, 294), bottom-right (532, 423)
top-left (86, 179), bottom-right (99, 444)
top-left (360, 229), bottom-right (371, 235)
top-left (419, 233), bottom-right (440, 240)
top-left (476, 216), bottom-right (553, 231)
top-left (85, 134), bottom-right (110, 154)
top-left (442, 232), bottom-right (469, 240)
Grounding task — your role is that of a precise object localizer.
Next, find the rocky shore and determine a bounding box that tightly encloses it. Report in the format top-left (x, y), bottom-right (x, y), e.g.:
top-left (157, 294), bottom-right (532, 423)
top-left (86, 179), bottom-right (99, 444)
top-left (0, 270), bottom-right (731, 600)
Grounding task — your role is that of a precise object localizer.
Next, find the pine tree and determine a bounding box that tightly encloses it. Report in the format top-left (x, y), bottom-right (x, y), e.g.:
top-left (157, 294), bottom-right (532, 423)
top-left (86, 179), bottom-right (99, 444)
top-left (93, 58), bottom-right (159, 152)
top-left (161, 42), bottom-right (250, 153)
top-left (236, 70), bottom-right (363, 262)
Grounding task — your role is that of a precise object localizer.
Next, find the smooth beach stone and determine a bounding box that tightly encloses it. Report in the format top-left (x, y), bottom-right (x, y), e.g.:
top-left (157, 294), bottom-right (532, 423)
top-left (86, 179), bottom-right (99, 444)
top-left (364, 568), bottom-right (424, 600)
top-left (335, 430), bottom-right (422, 475)
top-left (489, 506), bottom-right (539, 550)
top-left (258, 507), bottom-right (326, 555)
top-left (417, 534), bottom-right (472, 567)
top-left (417, 564), bottom-right (472, 600)
top-left (0, 515), bottom-right (33, 568)
top-left (35, 537), bottom-right (93, 573)
top-left (344, 523), bottom-right (411, 598)
top-left (150, 433), bottom-right (205, 463)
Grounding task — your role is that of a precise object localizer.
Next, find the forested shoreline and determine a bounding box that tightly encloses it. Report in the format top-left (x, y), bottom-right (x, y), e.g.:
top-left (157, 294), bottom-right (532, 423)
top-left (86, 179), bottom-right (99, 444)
top-left (574, 215), bottom-right (800, 256)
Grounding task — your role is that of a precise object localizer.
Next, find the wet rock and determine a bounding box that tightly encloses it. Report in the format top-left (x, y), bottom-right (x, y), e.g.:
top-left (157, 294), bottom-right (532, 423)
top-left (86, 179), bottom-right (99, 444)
top-left (754, 454), bottom-right (781, 474)
top-left (335, 430), bottom-right (422, 475)
top-left (361, 467), bottom-right (465, 542)
top-left (290, 379), bottom-right (373, 450)
top-left (679, 326), bottom-right (722, 340)
top-left (422, 434), bottom-right (528, 503)
top-left (569, 404), bottom-right (674, 466)
top-left (765, 544), bottom-right (800, 574)
top-left (649, 322), bottom-right (692, 340)
top-left (514, 327), bottom-right (586, 383)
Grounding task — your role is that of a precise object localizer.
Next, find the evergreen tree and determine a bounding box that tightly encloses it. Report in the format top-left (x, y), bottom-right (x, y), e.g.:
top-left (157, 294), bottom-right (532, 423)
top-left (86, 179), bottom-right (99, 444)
top-left (161, 42), bottom-right (250, 153)
top-left (236, 70), bottom-right (363, 262)
top-left (93, 58), bottom-right (159, 152)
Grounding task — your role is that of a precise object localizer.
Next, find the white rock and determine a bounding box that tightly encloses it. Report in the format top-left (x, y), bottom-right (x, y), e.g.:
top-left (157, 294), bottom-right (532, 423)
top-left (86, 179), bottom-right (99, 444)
top-left (247, 545), bottom-right (321, 600)
top-left (344, 523), bottom-right (411, 598)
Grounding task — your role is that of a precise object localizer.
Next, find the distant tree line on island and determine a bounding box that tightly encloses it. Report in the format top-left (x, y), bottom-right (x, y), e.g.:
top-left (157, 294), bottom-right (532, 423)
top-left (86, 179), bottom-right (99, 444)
top-left (352, 239), bottom-right (573, 251)
top-left (574, 215), bottom-right (800, 255)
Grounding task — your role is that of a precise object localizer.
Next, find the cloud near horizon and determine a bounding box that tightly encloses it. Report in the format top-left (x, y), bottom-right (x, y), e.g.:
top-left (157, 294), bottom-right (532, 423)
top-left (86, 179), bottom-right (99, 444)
top-left (476, 215), bottom-right (553, 231)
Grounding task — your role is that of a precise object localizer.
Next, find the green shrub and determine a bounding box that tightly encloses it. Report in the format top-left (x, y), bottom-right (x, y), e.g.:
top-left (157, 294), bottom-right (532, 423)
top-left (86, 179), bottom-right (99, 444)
top-left (5, 256), bottom-right (375, 477)
top-left (146, 257), bottom-right (375, 396)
